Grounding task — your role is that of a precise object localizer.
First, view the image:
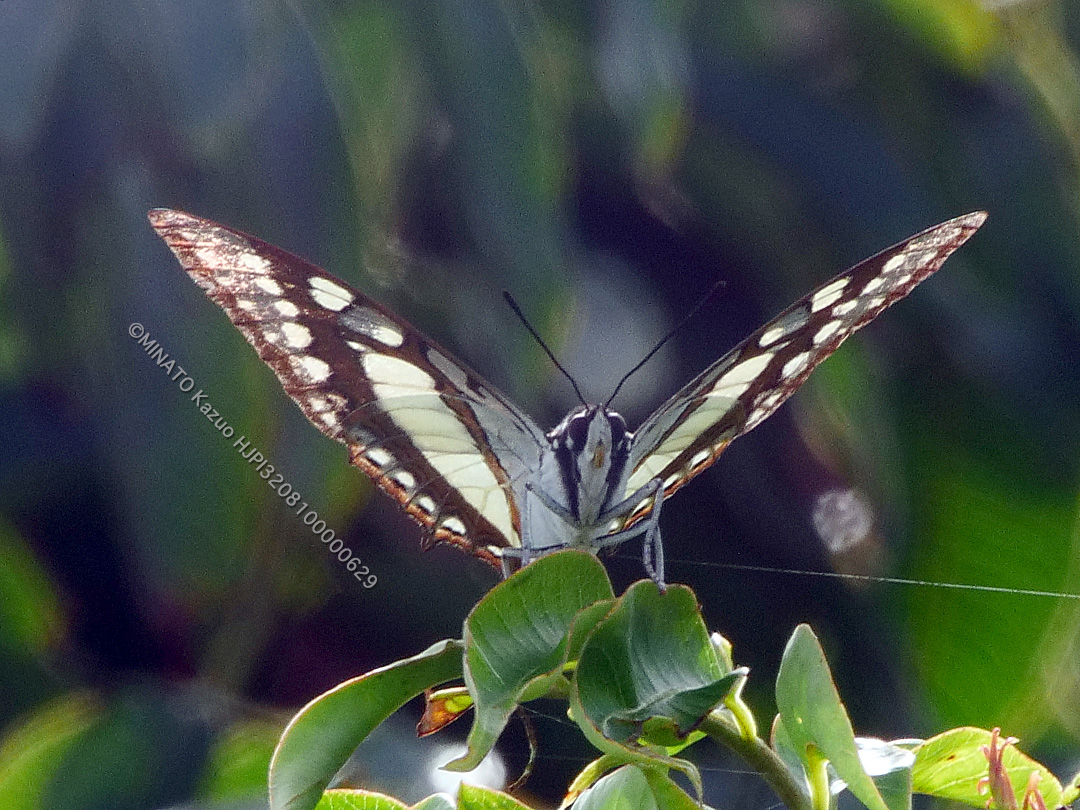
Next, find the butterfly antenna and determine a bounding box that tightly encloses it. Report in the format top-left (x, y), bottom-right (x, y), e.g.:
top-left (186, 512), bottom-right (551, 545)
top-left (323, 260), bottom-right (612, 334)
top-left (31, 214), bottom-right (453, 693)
top-left (503, 292), bottom-right (588, 406)
top-left (606, 278), bottom-right (727, 407)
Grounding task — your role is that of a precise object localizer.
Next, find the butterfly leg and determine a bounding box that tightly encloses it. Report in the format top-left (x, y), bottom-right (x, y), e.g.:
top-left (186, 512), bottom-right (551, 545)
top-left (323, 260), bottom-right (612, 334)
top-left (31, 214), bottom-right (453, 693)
top-left (592, 478), bottom-right (666, 586)
top-left (497, 548), bottom-right (523, 579)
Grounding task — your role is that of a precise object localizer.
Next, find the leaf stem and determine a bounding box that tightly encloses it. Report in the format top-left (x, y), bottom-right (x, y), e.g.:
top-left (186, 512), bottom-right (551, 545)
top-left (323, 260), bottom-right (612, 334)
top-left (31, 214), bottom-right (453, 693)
top-left (700, 711), bottom-right (813, 810)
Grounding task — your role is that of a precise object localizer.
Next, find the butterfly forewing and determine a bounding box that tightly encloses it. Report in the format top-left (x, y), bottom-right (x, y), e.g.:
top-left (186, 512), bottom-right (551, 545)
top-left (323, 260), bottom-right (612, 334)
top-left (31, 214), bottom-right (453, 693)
top-left (626, 211), bottom-right (987, 502)
top-left (149, 209), bottom-right (547, 564)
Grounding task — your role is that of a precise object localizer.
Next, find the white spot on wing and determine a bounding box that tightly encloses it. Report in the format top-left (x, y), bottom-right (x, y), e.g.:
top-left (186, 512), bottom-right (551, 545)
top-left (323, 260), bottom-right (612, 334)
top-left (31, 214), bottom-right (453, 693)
top-left (291, 355), bottom-right (331, 384)
top-left (239, 253), bottom-right (273, 274)
top-left (309, 277), bottom-right (354, 312)
top-left (861, 276), bottom-right (886, 295)
top-left (310, 289), bottom-right (349, 312)
top-left (781, 351), bottom-right (811, 380)
top-left (340, 306), bottom-right (405, 347)
top-left (883, 255), bottom-right (906, 274)
top-left (274, 300), bottom-right (300, 317)
top-left (713, 353), bottom-right (773, 399)
top-left (440, 516), bottom-right (467, 536)
top-left (281, 322), bottom-right (313, 349)
top-left (811, 277), bottom-right (850, 313)
top-left (832, 299), bottom-right (858, 317)
top-left (365, 447), bottom-right (394, 468)
top-left (813, 320), bottom-right (844, 346)
top-left (759, 326), bottom-right (786, 347)
top-left (759, 308), bottom-right (810, 348)
top-left (392, 470), bottom-right (417, 490)
top-left (255, 277), bottom-right (283, 295)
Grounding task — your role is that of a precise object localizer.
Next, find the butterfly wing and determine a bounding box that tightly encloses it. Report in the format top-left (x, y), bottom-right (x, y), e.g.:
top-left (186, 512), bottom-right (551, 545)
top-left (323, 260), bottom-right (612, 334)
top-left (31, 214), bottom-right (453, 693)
top-left (626, 212), bottom-right (987, 501)
top-left (150, 209), bottom-right (547, 566)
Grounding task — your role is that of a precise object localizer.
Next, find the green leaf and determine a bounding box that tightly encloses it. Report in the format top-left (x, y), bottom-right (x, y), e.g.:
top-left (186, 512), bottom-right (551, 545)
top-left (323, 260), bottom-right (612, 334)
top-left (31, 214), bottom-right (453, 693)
top-left (0, 520), bottom-right (64, 654)
top-left (775, 625), bottom-right (889, 810)
top-left (457, 782), bottom-right (533, 810)
top-left (0, 692), bottom-right (101, 809)
top-left (312, 788), bottom-right (458, 810)
top-left (196, 718), bottom-right (280, 802)
top-left (639, 768), bottom-right (704, 810)
top-left (770, 714), bottom-right (813, 802)
top-left (571, 582), bottom-right (741, 798)
top-left (1063, 769), bottom-right (1079, 806)
top-left (572, 765), bottom-right (699, 810)
top-left (573, 765), bottom-right (657, 810)
top-left (576, 582), bottom-right (739, 743)
top-left (270, 639), bottom-right (465, 810)
top-left (39, 687), bottom-right (209, 810)
top-left (911, 727), bottom-right (1063, 808)
top-left (315, 788), bottom-right (412, 810)
top-left (449, 551), bottom-right (613, 771)
top-left (564, 755), bottom-right (627, 804)
top-left (414, 795), bottom-right (458, 810)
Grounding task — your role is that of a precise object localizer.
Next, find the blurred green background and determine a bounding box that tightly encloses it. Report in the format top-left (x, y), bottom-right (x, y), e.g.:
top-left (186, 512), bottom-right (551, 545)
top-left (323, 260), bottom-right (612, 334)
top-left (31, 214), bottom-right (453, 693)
top-left (1, 0), bottom-right (1079, 807)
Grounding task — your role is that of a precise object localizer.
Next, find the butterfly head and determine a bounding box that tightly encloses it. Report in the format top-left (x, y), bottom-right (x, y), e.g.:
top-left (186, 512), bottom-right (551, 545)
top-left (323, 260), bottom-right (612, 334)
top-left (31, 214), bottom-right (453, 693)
top-left (550, 405), bottom-right (632, 521)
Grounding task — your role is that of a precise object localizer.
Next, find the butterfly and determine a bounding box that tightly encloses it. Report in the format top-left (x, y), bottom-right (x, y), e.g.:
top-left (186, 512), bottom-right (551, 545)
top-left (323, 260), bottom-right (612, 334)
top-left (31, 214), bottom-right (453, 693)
top-left (150, 208), bottom-right (985, 584)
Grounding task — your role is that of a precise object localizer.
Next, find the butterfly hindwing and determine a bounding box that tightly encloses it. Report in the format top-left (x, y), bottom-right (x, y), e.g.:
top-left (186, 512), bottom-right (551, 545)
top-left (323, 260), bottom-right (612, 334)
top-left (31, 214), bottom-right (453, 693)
top-left (149, 209), bottom-right (547, 564)
top-left (626, 212), bottom-right (987, 503)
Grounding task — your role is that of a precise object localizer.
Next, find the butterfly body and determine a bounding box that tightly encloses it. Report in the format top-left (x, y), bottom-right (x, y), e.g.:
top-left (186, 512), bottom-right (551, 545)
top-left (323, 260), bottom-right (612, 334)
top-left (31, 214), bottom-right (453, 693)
top-left (150, 208), bottom-right (986, 584)
top-left (511, 404), bottom-right (666, 578)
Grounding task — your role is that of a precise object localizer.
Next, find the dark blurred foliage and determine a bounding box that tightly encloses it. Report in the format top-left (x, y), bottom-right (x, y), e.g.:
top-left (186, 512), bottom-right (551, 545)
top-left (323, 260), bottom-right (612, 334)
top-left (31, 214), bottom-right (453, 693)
top-left (0, 0), bottom-right (1079, 807)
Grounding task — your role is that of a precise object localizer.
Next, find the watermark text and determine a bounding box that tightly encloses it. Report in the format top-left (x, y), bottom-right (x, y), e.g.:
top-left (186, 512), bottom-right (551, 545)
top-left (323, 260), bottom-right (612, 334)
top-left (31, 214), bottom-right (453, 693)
top-left (130, 322), bottom-right (377, 588)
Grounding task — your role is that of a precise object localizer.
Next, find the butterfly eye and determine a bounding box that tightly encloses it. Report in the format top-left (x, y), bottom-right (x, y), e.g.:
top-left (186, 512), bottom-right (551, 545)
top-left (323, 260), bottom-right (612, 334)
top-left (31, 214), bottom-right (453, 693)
top-left (566, 413), bottom-right (591, 449)
top-left (606, 412), bottom-right (627, 438)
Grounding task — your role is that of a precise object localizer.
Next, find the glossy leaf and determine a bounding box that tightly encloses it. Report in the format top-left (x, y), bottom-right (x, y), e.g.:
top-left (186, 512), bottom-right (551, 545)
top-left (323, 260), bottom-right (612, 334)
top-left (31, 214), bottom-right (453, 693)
top-left (448, 551), bottom-right (613, 771)
top-left (571, 581), bottom-right (742, 797)
top-left (775, 624), bottom-right (889, 810)
top-left (572, 764), bottom-right (699, 810)
top-left (457, 782), bottom-right (533, 810)
top-left (912, 727), bottom-right (1063, 808)
top-left (270, 640), bottom-right (465, 810)
top-left (576, 582), bottom-right (739, 743)
top-left (315, 788), bottom-right (413, 810)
